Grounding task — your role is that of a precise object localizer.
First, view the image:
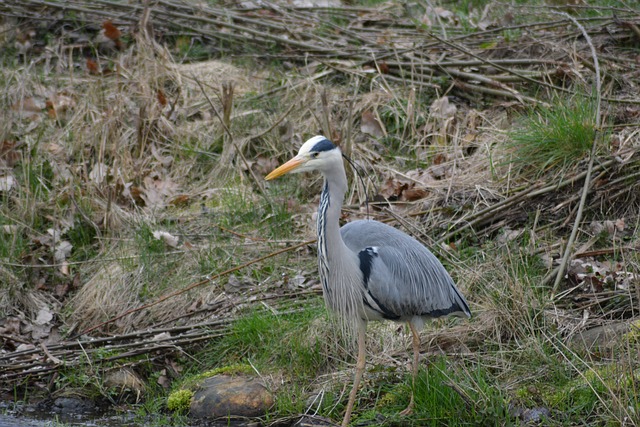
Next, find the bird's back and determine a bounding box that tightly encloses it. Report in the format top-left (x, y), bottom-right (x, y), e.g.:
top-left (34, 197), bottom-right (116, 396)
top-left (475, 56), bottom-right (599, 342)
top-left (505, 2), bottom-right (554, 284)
top-left (340, 219), bottom-right (471, 323)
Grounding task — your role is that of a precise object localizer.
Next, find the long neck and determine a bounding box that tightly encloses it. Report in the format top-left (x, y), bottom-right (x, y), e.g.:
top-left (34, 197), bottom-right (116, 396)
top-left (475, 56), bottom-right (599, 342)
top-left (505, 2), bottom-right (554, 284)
top-left (318, 179), bottom-right (346, 251)
top-left (317, 167), bottom-right (350, 269)
top-left (316, 164), bottom-right (360, 299)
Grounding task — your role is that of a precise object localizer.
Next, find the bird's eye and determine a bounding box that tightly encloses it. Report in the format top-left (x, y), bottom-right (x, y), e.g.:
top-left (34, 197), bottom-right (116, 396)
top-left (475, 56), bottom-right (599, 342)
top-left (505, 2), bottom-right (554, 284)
top-left (310, 152), bottom-right (319, 159)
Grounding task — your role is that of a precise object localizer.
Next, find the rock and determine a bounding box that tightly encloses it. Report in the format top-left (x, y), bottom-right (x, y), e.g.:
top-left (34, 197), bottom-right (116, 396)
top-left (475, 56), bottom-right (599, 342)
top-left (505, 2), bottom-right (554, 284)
top-left (569, 322), bottom-right (630, 350)
top-left (104, 368), bottom-right (146, 400)
top-left (52, 397), bottom-right (96, 415)
top-left (190, 375), bottom-right (274, 419)
top-left (520, 407), bottom-right (551, 423)
top-left (510, 405), bottom-right (551, 424)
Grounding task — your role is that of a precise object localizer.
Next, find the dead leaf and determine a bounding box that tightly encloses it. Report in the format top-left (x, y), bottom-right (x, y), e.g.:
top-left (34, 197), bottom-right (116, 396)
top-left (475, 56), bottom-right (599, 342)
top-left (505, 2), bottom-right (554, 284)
top-left (402, 187), bottom-right (428, 201)
top-left (253, 156), bottom-right (279, 176)
top-left (102, 21), bottom-right (121, 41)
top-left (429, 96), bottom-right (457, 120)
top-left (377, 61), bottom-right (390, 74)
top-left (157, 373), bottom-right (171, 389)
top-left (379, 177), bottom-right (407, 200)
top-left (157, 89), bottom-right (168, 107)
top-left (2, 225), bottom-right (20, 234)
top-left (126, 184), bottom-right (145, 205)
top-left (151, 145), bottom-right (174, 168)
top-left (16, 343), bottom-right (36, 353)
top-left (152, 332), bottom-right (171, 341)
top-left (59, 261), bottom-right (70, 276)
top-left (187, 299), bottom-right (202, 312)
top-left (11, 96), bottom-right (45, 120)
top-left (429, 164), bottom-right (449, 180)
top-left (101, 20), bottom-right (124, 50)
top-left (432, 153), bottom-right (447, 165)
top-left (286, 273), bottom-right (307, 289)
top-left (167, 358), bottom-right (182, 375)
top-left (590, 219), bottom-right (625, 237)
top-left (498, 228), bottom-right (524, 243)
top-left (89, 162), bottom-right (109, 184)
top-left (30, 324), bottom-right (52, 341)
top-left (152, 230), bottom-right (180, 248)
top-left (405, 169), bottom-right (436, 186)
top-left (35, 307), bottom-right (54, 326)
top-left (169, 194), bottom-right (190, 207)
top-left (43, 326), bottom-right (63, 347)
top-left (45, 142), bottom-right (65, 157)
top-left (361, 110), bottom-right (385, 138)
top-left (140, 173), bottom-right (179, 211)
top-left (54, 241), bottom-right (73, 263)
top-left (0, 317), bottom-right (22, 336)
top-left (54, 282), bottom-right (70, 298)
top-left (86, 58), bottom-right (101, 75)
top-left (0, 175), bottom-right (16, 192)
top-left (432, 7), bottom-right (453, 19)
top-left (225, 275), bottom-right (253, 293)
top-left (1, 140), bottom-right (21, 167)
top-left (46, 92), bottom-right (76, 121)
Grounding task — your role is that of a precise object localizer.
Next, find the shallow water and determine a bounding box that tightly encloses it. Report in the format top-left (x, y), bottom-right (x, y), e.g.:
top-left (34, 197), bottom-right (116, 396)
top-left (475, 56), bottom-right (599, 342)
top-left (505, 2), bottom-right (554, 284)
top-left (0, 411), bottom-right (267, 427)
top-left (0, 412), bottom-right (139, 427)
top-left (0, 404), bottom-right (148, 427)
top-left (0, 414), bottom-right (45, 427)
top-left (0, 401), bottom-right (270, 427)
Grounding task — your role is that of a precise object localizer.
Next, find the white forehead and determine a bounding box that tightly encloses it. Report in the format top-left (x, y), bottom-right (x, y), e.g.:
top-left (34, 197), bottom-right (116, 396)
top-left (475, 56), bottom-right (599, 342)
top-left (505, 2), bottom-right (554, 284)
top-left (297, 135), bottom-right (335, 155)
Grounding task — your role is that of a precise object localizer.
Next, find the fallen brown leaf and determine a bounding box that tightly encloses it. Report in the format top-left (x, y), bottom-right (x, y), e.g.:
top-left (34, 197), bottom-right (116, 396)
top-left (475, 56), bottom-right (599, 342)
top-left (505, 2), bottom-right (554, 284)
top-left (102, 20), bottom-right (121, 41)
top-left (402, 187), bottom-right (429, 201)
top-left (361, 110), bottom-right (385, 138)
top-left (169, 194), bottom-right (190, 207)
top-left (86, 57), bottom-right (100, 75)
top-left (157, 89), bottom-right (168, 107)
top-left (0, 140), bottom-right (20, 167)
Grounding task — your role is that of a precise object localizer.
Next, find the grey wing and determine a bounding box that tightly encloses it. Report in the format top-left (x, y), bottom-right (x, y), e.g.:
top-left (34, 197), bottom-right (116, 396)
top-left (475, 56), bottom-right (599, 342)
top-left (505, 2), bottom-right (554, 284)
top-left (341, 220), bottom-right (471, 320)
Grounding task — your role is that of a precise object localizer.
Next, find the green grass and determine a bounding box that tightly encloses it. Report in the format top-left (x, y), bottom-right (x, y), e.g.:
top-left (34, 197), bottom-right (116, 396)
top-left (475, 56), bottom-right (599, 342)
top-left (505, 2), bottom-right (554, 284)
top-left (0, 221), bottom-right (28, 261)
top-left (175, 305), bottom-right (333, 419)
top-left (525, 350), bottom-right (639, 425)
top-left (351, 358), bottom-right (513, 427)
top-left (196, 305), bottom-right (327, 379)
top-left (375, 92), bottom-right (433, 165)
top-left (506, 95), bottom-right (598, 177)
top-left (199, 184), bottom-right (298, 241)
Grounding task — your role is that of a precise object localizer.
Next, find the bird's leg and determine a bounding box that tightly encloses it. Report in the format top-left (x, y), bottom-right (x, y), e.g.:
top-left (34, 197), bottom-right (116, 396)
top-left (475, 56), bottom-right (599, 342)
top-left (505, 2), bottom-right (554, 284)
top-left (342, 322), bottom-right (366, 427)
top-left (400, 322), bottom-right (421, 416)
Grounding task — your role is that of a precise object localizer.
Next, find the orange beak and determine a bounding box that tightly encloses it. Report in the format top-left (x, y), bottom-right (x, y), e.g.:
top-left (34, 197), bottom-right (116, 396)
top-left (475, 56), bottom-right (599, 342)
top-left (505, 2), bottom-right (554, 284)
top-left (265, 157), bottom-right (304, 180)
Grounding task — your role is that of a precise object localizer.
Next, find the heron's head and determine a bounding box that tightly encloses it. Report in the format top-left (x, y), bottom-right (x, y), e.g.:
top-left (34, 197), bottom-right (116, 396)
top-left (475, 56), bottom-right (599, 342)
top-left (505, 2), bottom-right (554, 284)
top-left (265, 135), bottom-right (341, 180)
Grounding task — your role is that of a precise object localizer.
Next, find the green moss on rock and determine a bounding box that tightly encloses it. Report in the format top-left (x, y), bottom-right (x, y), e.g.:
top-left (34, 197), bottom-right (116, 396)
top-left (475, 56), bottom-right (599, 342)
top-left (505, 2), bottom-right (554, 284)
top-left (167, 389), bottom-right (193, 413)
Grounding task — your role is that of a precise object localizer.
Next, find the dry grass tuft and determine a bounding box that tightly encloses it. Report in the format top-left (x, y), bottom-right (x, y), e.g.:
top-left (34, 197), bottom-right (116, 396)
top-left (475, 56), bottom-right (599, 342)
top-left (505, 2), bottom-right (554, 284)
top-left (69, 262), bottom-right (194, 333)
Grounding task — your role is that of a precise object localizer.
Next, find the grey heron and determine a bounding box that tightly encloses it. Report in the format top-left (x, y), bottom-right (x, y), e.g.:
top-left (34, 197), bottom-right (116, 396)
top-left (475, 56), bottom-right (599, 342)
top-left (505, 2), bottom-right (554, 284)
top-left (265, 135), bottom-right (471, 426)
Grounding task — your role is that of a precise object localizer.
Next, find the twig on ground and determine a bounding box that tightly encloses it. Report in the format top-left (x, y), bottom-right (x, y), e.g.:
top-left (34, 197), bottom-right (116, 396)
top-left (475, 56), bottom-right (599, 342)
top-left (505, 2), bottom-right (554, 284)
top-left (551, 12), bottom-right (602, 296)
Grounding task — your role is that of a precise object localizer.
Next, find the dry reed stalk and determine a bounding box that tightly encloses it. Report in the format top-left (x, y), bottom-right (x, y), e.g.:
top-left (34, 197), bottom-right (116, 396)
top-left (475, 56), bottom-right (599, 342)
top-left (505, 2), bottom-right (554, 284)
top-left (551, 12), bottom-right (602, 295)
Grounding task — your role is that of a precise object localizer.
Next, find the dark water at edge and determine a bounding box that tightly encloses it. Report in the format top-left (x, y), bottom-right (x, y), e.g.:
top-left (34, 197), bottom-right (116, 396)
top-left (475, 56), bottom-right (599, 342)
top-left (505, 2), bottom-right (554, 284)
top-left (0, 403), bottom-right (149, 427)
top-left (0, 410), bottom-right (140, 427)
top-left (0, 402), bottom-right (275, 427)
